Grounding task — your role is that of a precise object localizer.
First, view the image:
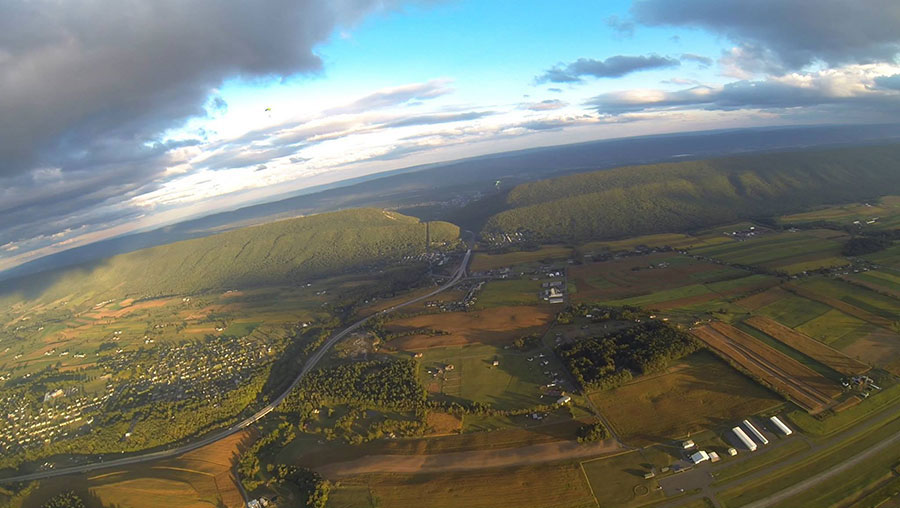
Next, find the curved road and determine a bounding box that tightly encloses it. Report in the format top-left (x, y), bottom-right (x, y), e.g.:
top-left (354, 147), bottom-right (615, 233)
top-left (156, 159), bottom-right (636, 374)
top-left (0, 247), bottom-right (471, 485)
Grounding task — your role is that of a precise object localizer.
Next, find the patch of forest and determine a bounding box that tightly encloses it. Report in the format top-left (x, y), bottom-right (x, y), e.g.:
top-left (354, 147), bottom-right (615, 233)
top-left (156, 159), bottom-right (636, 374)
top-left (484, 143), bottom-right (900, 242)
top-left (557, 321), bottom-right (700, 391)
top-left (0, 208), bottom-right (460, 305)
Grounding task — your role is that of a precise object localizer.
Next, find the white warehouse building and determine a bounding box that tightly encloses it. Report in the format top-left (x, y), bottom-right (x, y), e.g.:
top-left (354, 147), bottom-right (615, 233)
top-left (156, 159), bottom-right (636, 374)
top-left (733, 426), bottom-right (757, 451)
top-left (769, 416), bottom-right (793, 436)
top-left (743, 419), bottom-right (769, 445)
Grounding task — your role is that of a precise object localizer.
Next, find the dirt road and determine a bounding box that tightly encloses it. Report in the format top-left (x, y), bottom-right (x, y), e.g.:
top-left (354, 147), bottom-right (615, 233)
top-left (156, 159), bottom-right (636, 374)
top-left (318, 438), bottom-right (622, 478)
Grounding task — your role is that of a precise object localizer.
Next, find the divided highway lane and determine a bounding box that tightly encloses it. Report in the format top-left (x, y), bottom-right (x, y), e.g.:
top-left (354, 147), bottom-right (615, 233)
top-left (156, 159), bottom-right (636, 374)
top-left (0, 248), bottom-right (472, 484)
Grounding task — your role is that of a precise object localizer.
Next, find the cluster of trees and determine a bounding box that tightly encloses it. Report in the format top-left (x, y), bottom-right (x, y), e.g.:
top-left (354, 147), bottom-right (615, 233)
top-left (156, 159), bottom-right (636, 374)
top-left (842, 236), bottom-right (894, 256)
top-left (0, 208), bottom-right (460, 306)
top-left (483, 144), bottom-right (900, 243)
top-left (557, 304), bottom-right (647, 325)
top-left (41, 491), bottom-right (85, 508)
top-left (576, 422), bottom-right (609, 443)
top-left (271, 465), bottom-right (332, 508)
top-left (283, 358), bottom-right (426, 412)
top-left (557, 321), bottom-right (699, 391)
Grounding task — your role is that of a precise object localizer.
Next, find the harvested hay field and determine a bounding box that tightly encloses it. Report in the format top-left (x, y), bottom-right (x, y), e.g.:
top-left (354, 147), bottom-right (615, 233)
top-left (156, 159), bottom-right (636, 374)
top-left (590, 351), bottom-right (781, 444)
top-left (425, 412), bottom-right (463, 435)
top-left (735, 287), bottom-right (790, 311)
top-left (386, 306), bottom-right (554, 350)
top-left (842, 329), bottom-right (900, 376)
top-left (692, 322), bottom-right (840, 413)
top-left (744, 316), bottom-right (870, 376)
top-left (470, 246), bottom-right (573, 272)
top-left (784, 284), bottom-right (896, 330)
top-left (327, 462), bottom-right (598, 508)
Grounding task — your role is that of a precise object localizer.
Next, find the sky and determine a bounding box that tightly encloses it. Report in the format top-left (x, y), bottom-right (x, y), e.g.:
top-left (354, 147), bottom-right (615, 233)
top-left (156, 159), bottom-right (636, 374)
top-left (1, 0), bottom-right (899, 272)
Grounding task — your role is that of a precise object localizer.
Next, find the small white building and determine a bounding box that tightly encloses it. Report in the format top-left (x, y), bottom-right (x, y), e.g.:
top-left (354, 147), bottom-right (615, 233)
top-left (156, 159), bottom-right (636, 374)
top-left (727, 447), bottom-right (738, 456)
top-left (690, 450), bottom-right (710, 464)
top-left (556, 395), bottom-right (572, 405)
top-left (682, 439), bottom-right (696, 450)
top-left (708, 451), bottom-right (720, 463)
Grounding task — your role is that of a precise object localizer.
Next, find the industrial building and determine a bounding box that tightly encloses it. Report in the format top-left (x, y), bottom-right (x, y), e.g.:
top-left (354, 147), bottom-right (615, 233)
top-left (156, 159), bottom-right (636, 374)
top-left (769, 416), bottom-right (793, 436)
top-left (732, 426), bottom-right (757, 451)
top-left (743, 419), bottom-right (769, 445)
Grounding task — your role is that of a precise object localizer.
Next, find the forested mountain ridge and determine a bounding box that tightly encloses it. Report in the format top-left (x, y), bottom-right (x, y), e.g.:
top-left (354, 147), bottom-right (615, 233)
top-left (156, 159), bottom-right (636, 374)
top-left (1, 208), bottom-right (459, 304)
top-left (484, 143), bottom-right (900, 242)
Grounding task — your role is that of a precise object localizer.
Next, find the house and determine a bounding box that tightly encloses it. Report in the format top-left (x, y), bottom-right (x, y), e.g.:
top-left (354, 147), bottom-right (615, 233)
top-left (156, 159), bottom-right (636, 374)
top-left (681, 439), bottom-right (695, 450)
top-left (727, 447), bottom-right (738, 456)
top-left (556, 395), bottom-right (572, 405)
top-left (708, 451), bottom-right (720, 463)
top-left (492, 360), bottom-right (500, 367)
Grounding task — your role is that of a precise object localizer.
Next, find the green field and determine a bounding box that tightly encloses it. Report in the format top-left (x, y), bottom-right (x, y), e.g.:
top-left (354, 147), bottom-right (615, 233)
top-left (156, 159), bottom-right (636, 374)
top-left (581, 449), bottom-right (672, 508)
top-left (413, 343), bottom-right (560, 411)
top-left (475, 279), bottom-right (543, 308)
top-left (690, 231), bottom-right (848, 274)
top-left (793, 310), bottom-right (875, 351)
top-left (470, 245), bottom-right (572, 272)
top-left (755, 295), bottom-right (832, 327)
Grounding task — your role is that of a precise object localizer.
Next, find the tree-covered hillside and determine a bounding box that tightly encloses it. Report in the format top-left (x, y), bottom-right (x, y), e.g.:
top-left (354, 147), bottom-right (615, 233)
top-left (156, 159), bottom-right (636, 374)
top-left (484, 144), bottom-right (900, 242)
top-left (1, 208), bottom-right (459, 304)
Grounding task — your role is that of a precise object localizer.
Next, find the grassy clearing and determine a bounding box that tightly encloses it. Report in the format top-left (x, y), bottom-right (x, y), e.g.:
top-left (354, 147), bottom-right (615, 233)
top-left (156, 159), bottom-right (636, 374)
top-left (589, 351), bottom-right (782, 443)
top-left (581, 450), bottom-right (670, 508)
top-left (414, 343), bottom-right (558, 411)
top-left (329, 463), bottom-right (598, 508)
top-left (475, 279), bottom-right (543, 308)
top-left (470, 246), bottom-right (572, 272)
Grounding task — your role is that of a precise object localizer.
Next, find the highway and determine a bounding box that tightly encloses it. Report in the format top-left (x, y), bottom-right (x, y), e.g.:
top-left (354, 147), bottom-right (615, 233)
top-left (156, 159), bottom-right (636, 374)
top-left (0, 247), bottom-right (471, 485)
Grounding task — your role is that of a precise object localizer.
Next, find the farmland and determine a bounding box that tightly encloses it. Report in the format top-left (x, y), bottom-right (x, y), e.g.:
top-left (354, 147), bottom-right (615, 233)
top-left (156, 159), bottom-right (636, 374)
top-left (743, 315), bottom-right (870, 376)
top-left (589, 351), bottom-right (782, 442)
top-left (327, 462), bottom-right (598, 508)
top-left (691, 322), bottom-right (841, 412)
top-left (5, 431), bottom-right (250, 508)
top-left (689, 229), bottom-right (850, 275)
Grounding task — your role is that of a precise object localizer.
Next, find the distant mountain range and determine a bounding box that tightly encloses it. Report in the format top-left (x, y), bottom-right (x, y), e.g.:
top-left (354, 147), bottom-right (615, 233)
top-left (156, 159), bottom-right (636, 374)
top-left (4, 122), bottom-right (899, 281)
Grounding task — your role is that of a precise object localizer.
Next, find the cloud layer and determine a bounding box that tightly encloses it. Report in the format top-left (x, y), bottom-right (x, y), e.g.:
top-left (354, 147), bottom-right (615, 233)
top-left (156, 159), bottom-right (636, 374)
top-left (538, 55), bottom-right (680, 83)
top-left (632, 0), bottom-right (900, 71)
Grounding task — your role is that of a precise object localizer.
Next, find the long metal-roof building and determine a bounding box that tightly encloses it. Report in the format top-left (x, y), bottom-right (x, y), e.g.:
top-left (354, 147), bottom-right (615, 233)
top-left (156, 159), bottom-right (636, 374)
top-left (732, 426), bottom-right (757, 451)
top-left (743, 419), bottom-right (769, 445)
top-left (769, 415), bottom-right (793, 436)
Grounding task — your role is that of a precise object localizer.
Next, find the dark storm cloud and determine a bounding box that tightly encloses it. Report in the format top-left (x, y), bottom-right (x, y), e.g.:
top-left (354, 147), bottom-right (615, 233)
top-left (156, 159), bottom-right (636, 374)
top-left (0, 0), bottom-right (408, 179)
top-left (632, 0), bottom-right (900, 70)
top-left (537, 55), bottom-right (680, 83)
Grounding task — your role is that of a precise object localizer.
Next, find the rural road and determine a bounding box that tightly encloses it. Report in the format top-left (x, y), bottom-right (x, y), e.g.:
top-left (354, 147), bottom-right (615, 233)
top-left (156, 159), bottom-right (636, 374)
top-left (0, 247), bottom-right (472, 485)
